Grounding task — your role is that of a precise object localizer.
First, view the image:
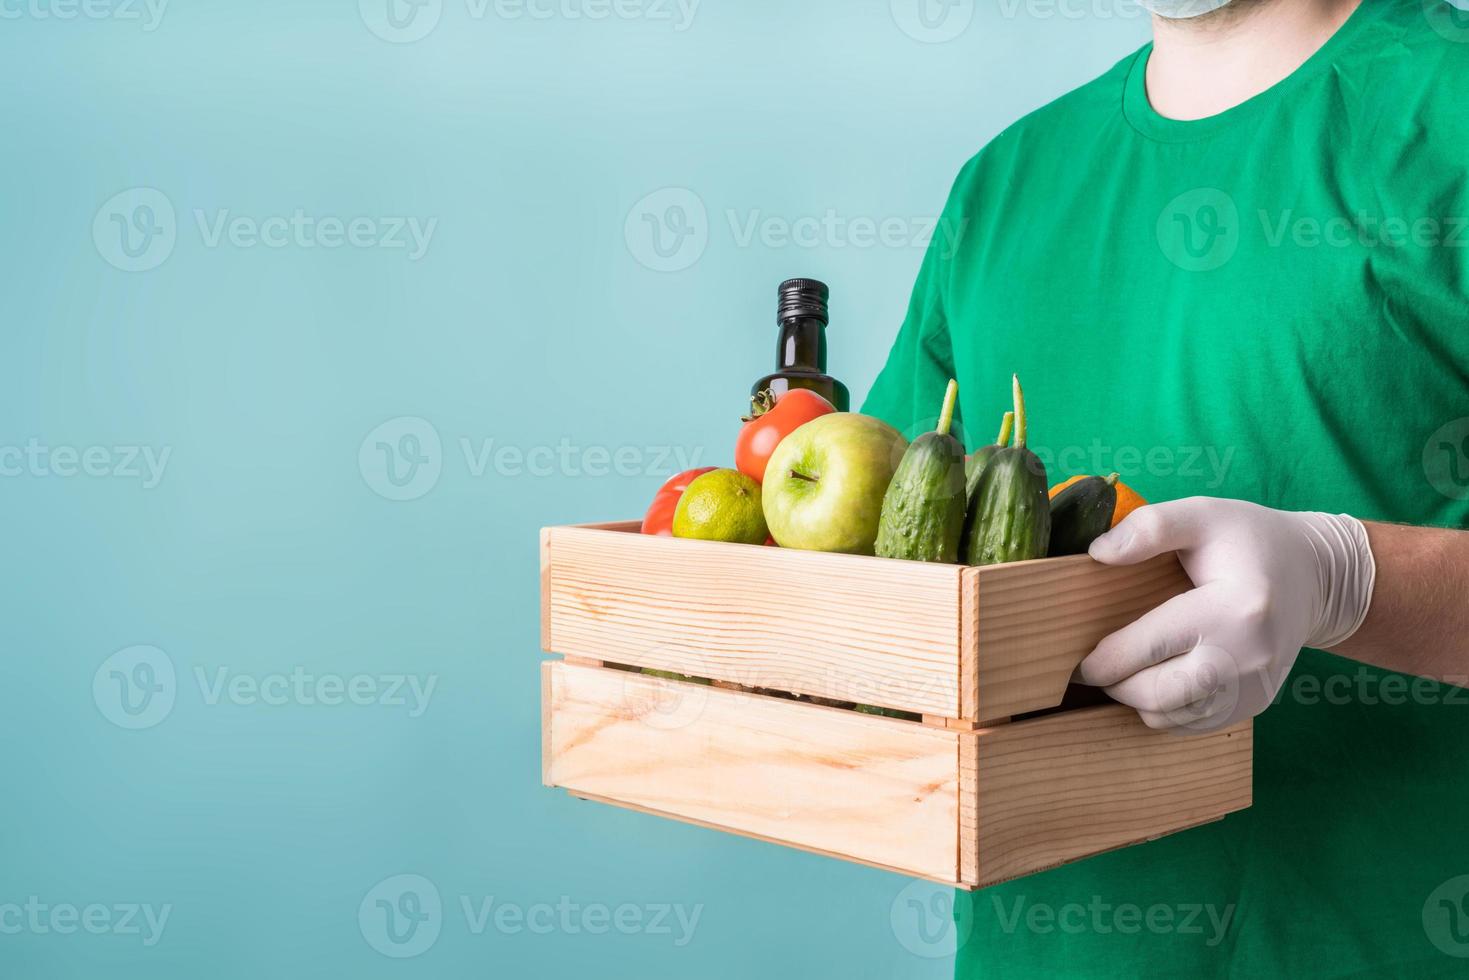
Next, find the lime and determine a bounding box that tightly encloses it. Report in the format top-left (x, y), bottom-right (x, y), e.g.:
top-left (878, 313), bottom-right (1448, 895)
top-left (671, 469), bottom-right (768, 545)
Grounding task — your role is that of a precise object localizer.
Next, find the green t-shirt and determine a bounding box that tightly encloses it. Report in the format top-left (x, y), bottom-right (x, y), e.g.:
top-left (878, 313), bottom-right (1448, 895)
top-left (862, 0), bottom-right (1469, 975)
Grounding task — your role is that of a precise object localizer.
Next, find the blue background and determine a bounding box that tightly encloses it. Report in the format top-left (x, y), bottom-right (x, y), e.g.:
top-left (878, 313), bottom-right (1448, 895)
top-left (0, 2), bottom-right (1149, 977)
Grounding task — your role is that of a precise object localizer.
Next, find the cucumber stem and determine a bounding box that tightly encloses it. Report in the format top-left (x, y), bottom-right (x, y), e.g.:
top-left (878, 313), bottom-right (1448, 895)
top-left (1105, 472), bottom-right (1120, 486)
top-left (937, 379), bottom-right (959, 436)
top-left (995, 411), bottom-right (1014, 448)
top-left (1012, 374), bottom-right (1028, 448)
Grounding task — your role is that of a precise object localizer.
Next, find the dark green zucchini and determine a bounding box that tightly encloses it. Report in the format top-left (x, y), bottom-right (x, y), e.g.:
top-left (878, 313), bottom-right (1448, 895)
top-left (1048, 473), bottom-right (1119, 556)
top-left (964, 410), bottom-right (1015, 499)
top-left (961, 375), bottom-right (1051, 566)
top-left (875, 379), bottom-right (968, 563)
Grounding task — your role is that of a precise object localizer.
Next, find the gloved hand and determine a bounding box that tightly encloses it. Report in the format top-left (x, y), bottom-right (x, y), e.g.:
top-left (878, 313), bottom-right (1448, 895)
top-left (1076, 497), bottom-right (1377, 734)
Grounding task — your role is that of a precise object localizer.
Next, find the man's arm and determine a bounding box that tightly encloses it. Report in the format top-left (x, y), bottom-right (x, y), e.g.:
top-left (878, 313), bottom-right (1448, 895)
top-left (1332, 522), bottom-right (1469, 683)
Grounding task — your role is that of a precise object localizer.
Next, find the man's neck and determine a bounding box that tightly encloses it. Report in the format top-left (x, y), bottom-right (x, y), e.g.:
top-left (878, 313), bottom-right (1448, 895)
top-left (1146, 0), bottom-right (1364, 120)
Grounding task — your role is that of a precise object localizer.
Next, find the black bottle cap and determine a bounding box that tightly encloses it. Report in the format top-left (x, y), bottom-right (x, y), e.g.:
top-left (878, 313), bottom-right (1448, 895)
top-left (777, 278), bottom-right (830, 325)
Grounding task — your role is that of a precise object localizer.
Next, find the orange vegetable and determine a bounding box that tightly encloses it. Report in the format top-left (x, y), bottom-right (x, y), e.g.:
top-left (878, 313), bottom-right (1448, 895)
top-left (1049, 475), bottom-right (1147, 528)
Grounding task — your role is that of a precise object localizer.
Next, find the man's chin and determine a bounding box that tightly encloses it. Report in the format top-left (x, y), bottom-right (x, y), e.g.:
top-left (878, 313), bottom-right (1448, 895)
top-left (1135, 0), bottom-right (1240, 22)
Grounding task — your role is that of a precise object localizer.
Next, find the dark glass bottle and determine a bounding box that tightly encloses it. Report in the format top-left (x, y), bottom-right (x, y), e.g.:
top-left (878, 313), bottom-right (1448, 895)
top-left (751, 278), bottom-right (851, 411)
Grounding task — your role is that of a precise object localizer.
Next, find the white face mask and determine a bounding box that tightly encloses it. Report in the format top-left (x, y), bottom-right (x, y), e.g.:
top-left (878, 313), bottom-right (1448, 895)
top-left (1134, 0), bottom-right (1236, 18)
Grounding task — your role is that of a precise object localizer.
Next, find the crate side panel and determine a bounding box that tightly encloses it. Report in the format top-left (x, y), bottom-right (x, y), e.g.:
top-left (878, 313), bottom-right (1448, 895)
top-left (546, 661), bottom-right (962, 882)
top-left (545, 525), bottom-right (963, 716)
top-left (970, 704), bottom-right (1252, 887)
top-left (967, 554), bottom-right (1192, 720)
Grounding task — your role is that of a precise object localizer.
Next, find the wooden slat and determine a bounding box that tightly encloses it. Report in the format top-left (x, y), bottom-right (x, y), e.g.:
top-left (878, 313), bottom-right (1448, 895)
top-left (966, 704), bottom-right (1253, 887)
top-left (963, 553), bottom-right (1192, 720)
top-left (566, 791), bottom-right (967, 888)
top-left (539, 527), bottom-right (553, 652)
top-left (544, 661), bottom-right (961, 882)
top-left (960, 572), bottom-right (980, 719)
top-left (543, 524), bottom-right (964, 716)
top-left (540, 659), bottom-right (554, 787)
top-left (959, 733), bottom-right (978, 885)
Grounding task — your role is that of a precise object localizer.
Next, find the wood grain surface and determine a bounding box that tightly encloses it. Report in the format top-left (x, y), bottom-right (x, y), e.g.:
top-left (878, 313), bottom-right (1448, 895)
top-left (543, 523), bottom-right (965, 716)
top-left (964, 553), bottom-right (1193, 720)
top-left (544, 660), bottom-right (963, 881)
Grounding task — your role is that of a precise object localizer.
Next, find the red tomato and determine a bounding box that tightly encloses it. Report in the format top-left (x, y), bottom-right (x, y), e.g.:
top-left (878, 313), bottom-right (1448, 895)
top-left (735, 389), bottom-right (837, 484)
top-left (639, 467), bottom-right (719, 536)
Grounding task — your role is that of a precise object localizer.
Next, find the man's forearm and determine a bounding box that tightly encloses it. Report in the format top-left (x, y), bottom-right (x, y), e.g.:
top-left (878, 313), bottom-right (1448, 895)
top-left (1329, 522), bottom-right (1469, 682)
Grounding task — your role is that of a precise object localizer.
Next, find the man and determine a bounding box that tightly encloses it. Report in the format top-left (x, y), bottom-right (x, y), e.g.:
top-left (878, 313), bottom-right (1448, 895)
top-left (863, 0), bottom-right (1469, 974)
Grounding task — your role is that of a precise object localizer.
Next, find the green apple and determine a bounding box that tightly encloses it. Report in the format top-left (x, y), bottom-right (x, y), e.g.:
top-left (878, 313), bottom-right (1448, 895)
top-left (762, 413), bottom-right (908, 555)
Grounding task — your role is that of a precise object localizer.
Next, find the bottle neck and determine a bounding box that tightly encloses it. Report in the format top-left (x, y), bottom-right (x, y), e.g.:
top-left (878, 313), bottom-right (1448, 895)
top-left (776, 316), bottom-right (827, 373)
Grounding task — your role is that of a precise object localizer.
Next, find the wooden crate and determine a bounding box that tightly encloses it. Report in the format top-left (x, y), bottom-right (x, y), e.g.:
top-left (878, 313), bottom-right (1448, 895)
top-left (540, 521), bottom-right (1253, 889)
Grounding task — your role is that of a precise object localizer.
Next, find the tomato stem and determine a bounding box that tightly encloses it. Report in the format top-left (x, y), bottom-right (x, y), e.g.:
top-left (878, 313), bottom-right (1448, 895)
top-left (743, 389), bottom-right (778, 424)
top-left (937, 379), bottom-right (959, 436)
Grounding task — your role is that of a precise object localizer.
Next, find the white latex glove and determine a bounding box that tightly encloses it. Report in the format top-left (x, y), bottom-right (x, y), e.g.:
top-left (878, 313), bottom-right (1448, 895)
top-left (1076, 497), bottom-right (1377, 735)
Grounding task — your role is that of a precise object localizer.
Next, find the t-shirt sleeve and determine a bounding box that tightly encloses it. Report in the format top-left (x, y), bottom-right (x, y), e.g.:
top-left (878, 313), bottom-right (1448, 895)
top-left (860, 156), bottom-right (980, 443)
top-left (860, 242), bottom-right (956, 441)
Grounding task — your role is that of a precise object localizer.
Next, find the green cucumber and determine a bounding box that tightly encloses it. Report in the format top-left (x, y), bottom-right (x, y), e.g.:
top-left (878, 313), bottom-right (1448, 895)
top-left (964, 411), bottom-right (1015, 500)
top-left (1048, 473), bottom-right (1119, 557)
top-left (854, 703), bottom-right (922, 721)
top-left (641, 668), bottom-right (712, 686)
top-left (875, 379), bottom-right (968, 563)
top-left (961, 375), bottom-right (1051, 566)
